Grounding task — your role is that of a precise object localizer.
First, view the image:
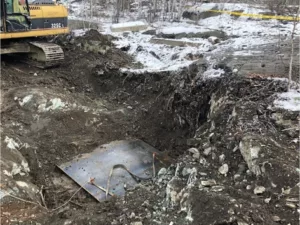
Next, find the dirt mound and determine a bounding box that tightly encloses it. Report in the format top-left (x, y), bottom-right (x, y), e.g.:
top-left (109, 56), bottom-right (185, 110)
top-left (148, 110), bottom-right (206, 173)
top-left (79, 29), bottom-right (116, 43)
top-left (50, 30), bottom-right (133, 95)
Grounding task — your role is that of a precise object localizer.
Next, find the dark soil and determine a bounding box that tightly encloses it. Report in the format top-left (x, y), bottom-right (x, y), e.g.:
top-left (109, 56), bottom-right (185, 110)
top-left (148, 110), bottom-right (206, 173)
top-left (1, 30), bottom-right (299, 225)
top-left (1, 30), bottom-right (190, 224)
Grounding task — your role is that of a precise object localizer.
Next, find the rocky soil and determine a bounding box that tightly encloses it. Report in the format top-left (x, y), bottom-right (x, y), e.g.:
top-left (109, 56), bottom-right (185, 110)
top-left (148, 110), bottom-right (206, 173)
top-left (0, 30), bottom-right (299, 225)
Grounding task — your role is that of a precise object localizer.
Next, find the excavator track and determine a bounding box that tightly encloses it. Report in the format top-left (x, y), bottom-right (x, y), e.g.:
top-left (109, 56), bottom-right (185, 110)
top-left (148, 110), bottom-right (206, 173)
top-left (28, 42), bottom-right (64, 68)
top-left (1, 40), bottom-right (65, 69)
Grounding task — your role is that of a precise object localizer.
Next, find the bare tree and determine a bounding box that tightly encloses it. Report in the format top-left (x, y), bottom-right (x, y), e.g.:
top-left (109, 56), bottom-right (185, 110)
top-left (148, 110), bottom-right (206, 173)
top-left (138, 0), bottom-right (142, 19)
top-left (177, 0), bottom-right (186, 20)
top-left (171, 0), bottom-right (176, 19)
top-left (112, 0), bottom-right (121, 23)
top-left (154, 0), bottom-right (158, 18)
top-left (159, 0), bottom-right (166, 20)
top-left (90, 0), bottom-right (92, 19)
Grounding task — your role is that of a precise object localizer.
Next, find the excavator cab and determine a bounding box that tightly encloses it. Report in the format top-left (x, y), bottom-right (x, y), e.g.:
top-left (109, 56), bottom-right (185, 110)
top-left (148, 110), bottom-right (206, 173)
top-left (1, 0), bottom-right (31, 32)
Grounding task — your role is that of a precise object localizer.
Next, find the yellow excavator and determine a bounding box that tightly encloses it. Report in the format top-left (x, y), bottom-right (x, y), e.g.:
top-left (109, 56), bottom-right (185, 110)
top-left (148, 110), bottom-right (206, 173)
top-left (0, 0), bottom-right (69, 67)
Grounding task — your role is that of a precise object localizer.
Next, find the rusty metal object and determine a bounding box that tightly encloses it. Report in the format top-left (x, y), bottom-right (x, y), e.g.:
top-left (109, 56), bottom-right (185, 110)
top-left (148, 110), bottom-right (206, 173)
top-left (58, 139), bottom-right (169, 202)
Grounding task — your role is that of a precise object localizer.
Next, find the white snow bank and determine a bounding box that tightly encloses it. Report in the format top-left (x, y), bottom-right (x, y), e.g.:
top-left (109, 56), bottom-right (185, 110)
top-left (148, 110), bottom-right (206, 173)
top-left (274, 90), bottom-right (300, 111)
top-left (111, 21), bottom-right (147, 29)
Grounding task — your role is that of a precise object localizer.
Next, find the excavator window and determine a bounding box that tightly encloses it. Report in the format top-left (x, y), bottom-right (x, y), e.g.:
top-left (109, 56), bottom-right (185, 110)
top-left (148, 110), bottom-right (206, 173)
top-left (5, 0), bottom-right (13, 13)
top-left (1, 0), bottom-right (31, 32)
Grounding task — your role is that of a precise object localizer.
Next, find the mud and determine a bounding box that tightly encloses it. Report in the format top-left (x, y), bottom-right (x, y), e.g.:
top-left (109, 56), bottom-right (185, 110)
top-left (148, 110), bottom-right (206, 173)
top-left (1, 30), bottom-right (299, 225)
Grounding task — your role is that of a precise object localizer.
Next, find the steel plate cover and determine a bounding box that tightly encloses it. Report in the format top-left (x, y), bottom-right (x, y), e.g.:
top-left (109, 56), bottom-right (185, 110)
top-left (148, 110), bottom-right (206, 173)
top-left (58, 139), bottom-right (167, 201)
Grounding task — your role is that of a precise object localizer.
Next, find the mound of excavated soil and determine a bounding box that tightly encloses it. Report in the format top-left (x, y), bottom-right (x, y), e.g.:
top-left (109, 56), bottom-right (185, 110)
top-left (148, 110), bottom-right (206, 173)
top-left (52, 29), bottom-right (132, 94)
top-left (79, 29), bottom-right (116, 43)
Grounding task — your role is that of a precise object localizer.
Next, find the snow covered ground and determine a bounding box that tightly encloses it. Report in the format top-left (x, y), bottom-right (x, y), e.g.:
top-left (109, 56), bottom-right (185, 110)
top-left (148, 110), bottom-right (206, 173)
top-left (105, 18), bottom-right (298, 74)
top-left (69, 2), bottom-right (300, 77)
top-left (111, 31), bottom-right (212, 73)
top-left (274, 89), bottom-right (300, 111)
top-left (184, 3), bottom-right (269, 14)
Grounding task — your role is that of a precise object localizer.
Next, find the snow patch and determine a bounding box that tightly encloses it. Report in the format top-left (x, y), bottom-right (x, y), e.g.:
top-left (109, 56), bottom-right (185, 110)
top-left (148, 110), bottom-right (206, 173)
top-left (38, 98), bottom-right (66, 112)
top-left (233, 50), bottom-right (263, 56)
top-left (3, 170), bottom-right (13, 177)
top-left (4, 136), bottom-right (19, 150)
top-left (3, 160), bottom-right (30, 177)
top-left (112, 31), bottom-right (211, 73)
top-left (8, 163), bottom-right (22, 177)
top-left (274, 90), bottom-right (300, 111)
top-left (50, 98), bottom-right (66, 110)
top-left (185, 206), bottom-right (194, 222)
top-left (0, 190), bottom-right (7, 199)
top-left (72, 29), bottom-right (89, 37)
top-left (203, 68), bottom-right (225, 78)
top-left (19, 95), bottom-right (33, 106)
top-left (16, 181), bottom-right (29, 188)
top-left (21, 160), bottom-right (30, 173)
top-left (111, 21), bottom-right (147, 29)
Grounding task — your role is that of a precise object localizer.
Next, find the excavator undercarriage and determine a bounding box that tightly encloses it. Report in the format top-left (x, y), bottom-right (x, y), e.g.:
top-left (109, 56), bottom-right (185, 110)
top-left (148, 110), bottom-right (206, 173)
top-left (1, 41), bottom-right (64, 68)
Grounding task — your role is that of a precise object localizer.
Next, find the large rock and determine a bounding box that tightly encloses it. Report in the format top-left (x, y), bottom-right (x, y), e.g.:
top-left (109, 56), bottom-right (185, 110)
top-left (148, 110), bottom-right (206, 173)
top-left (0, 138), bottom-right (40, 204)
top-left (239, 135), bottom-right (262, 176)
top-left (150, 38), bottom-right (204, 47)
top-left (158, 30), bottom-right (227, 40)
top-left (166, 177), bottom-right (185, 207)
top-left (110, 21), bottom-right (148, 32)
top-left (142, 29), bottom-right (156, 35)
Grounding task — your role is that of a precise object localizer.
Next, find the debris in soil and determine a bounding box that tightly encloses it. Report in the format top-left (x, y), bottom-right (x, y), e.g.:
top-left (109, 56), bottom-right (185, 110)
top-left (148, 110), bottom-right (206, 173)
top-left (1, 29), bottom-right (299, 225)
